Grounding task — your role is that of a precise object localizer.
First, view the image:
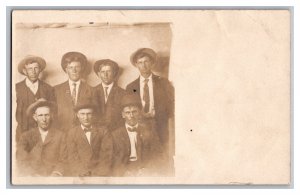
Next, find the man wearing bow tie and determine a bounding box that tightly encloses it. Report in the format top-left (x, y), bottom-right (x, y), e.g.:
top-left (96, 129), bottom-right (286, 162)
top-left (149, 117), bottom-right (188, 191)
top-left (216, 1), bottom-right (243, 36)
top-left (16, 99), bottom-right (65, 176)
top-left (64, 100), bottom-right (110, 176)
top-left (54, 52), bottom-right (93, 132)
top-left (126, 48), bottom-right (174, 164)
top-left (15, 55), bottom-right (55, 141)
top-left (102, 94), bottom-right (164, 176)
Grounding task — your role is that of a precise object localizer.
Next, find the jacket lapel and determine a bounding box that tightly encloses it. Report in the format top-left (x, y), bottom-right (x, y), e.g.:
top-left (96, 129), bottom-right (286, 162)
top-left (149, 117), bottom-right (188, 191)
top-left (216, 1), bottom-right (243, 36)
top-left (90, 128), bottom-right (98, 149)
top-left (152, 74), bottom-right (159, 109)
top-left (120, 126), bottom-right (131, 157)
top-left (42, 128), bottom-right (55, 146)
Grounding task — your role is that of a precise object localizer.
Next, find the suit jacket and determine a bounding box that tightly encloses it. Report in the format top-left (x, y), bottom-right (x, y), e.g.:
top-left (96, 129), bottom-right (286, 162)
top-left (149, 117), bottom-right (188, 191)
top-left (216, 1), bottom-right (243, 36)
top-left (92, 83), bottom-right (126, 131)
top-left (15, 79), bottom-right (55, 138)
top-left (16, 127), bottom-right (66, 176)
top-left (64, 125), bottom-right (110, 176)
top-left (54, 80), bottom-right (93, 132)
top-left (126, 74), bottom-right (174, 145)
top-left (101, 123), bottom-right (164, 176)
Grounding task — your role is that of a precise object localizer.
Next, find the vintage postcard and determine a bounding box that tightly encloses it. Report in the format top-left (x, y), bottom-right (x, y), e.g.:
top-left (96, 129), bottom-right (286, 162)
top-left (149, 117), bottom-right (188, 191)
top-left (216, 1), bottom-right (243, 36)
top-left (11, 10), bottom-right (290, 185)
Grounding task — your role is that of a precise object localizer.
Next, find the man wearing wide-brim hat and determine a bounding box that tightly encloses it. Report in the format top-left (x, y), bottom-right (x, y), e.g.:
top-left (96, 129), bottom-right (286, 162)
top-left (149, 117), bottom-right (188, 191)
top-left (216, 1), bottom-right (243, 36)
top-left (101, 94), bottom-right (165, 176)
top-left (54, 51), bottom-right (93, 132)
top-left (16, 98), bottom-right (66, 176)
top-left (15, 55), bottom-right (55, 142)
top-left (126, 48), bottom-right (174, 162)
top-left (64, 98), bottom-right (110, 176)
top-left (92, 59), bottom-right (126, 131)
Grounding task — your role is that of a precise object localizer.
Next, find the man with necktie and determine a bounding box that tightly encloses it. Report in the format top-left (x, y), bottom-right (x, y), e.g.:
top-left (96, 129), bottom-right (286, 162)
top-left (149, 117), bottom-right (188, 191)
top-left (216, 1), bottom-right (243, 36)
top-left (101, 94), bottom-right (164, 176)
top-left (16, 99), bottom-right (65, 176)
top-left (126, 48), bottom-right (174, 164)
top-left (92, 59), bottom-right (126, 131)
top-left (64, 100), bottom-right (110, 176)
top-left (54, 51), bottom-right (93, 132)
top-left (15, 55), bottom-right (55, 142)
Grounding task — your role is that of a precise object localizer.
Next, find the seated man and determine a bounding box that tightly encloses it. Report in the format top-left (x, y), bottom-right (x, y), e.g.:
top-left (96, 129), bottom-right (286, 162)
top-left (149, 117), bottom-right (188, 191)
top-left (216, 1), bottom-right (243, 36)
top-left (102, 94), bottom-right (165, 176)
top-left (16, 99), bottom-right (65, 176)
top-left (64, 100), bottom-right (110, 176)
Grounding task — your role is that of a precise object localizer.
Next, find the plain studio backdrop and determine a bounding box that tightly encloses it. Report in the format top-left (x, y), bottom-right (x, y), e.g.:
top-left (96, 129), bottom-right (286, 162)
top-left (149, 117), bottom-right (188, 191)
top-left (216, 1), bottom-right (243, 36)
top-left (12, 10), bottom-right (290, 185)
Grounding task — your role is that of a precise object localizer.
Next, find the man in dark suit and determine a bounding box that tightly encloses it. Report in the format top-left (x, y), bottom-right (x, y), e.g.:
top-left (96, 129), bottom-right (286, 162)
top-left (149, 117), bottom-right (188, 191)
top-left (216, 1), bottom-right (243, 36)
top-left (15, 55), bottom-right (55, 141)
top-left (126, 48), bottom-right (174, 159)
top-left (16, 99), bottom-right (65, 176)
top-left (92, 59), bottom-right (126, 131)
top-left (64, 100), bottom-right (110, 176)
top-left (101, 94), bottom-right (165, 176)
top-left (54, 52), bottom-right (93, 132)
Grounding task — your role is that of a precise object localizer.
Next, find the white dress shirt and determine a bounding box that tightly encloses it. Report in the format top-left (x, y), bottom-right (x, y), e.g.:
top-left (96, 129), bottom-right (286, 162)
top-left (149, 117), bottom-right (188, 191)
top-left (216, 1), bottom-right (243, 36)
top-left (25, 78), bottom-right (39, 95)
top-left (81, 124), bottom-right (91, 145)
top-left (38, 128), bottom-right (49, 143)
top-left (68, 79), bottom-right (81, 104)
top-left (139, 74), bottom-right (154, 114)
top-left (125, 123), bottom-right (138, 161)
top-left (102, 82), bottom-right (114, 103)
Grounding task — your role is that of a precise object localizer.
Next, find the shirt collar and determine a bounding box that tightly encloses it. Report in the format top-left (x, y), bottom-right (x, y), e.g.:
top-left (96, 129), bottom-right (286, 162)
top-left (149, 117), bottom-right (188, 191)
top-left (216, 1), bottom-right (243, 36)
top-left (140, 73), bottom-right (153, 83)
top-left (102, 82), bottom-right (114, 88)
top-left (125, 123), bottom-right (138, 130)
top-left (25, 78), bottom-right (39, 87)
top-left (38, 127), bottom-right (48, 135)
top-left (81, 124), bottom-right (92, 131)
top-left (68, 79), bottom-right (81, 86)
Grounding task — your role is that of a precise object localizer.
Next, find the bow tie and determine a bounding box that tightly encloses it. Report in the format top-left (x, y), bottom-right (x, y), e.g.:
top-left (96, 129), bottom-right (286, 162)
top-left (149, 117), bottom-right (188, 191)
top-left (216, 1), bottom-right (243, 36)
top-left (127, 127), bottom-right (137, 132)
top-left (84, 128), bottom-right (92, 134)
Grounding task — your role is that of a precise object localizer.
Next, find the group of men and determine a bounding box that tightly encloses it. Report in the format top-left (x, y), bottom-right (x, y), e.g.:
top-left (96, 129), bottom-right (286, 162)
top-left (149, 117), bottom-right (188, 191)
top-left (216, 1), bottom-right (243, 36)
top-left (15, 48), bottom-right (174, 177)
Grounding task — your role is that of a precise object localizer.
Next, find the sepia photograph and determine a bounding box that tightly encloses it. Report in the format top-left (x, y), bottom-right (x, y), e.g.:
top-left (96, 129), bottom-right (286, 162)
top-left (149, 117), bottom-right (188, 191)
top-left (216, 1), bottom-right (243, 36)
top-left (11, 10), bottom-right (290, 185)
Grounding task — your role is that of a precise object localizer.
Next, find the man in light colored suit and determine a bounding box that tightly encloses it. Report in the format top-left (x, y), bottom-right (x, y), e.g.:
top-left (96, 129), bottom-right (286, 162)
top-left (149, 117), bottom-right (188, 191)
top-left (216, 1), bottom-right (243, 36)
top-left (54, 52), bottom-right (93, 132)
top-left (15, 55), bottom-right (55, 141)
top-left (64, 100), bottom-right (110, 176)
top-left (92, 59), bottom-right (126, 131)
top-left (16, 99), bottom-right (65, 176)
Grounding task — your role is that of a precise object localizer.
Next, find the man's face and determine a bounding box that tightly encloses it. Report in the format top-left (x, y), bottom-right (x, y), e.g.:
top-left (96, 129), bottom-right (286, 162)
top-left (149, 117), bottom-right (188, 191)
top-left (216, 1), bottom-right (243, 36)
top-left (135, 56), bottom-right (153, 76)
top-left (77, 108), bottom-right (94, 128)
top-left (122, 105), bottom-right (140, 126)
top-left (98, 65), bottom-right (114, 85)
top-left (33, 106), bottom-right (52, 130)
top-left (66, 61), bottom-right (82, 81)
top-left (23, 62), bottom-right (41, 82)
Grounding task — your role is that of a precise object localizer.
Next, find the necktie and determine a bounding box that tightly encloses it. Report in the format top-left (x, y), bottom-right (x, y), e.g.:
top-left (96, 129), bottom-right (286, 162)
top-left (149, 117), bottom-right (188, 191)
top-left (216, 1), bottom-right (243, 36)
top-left (127, 127), bottom-right (137, 132)
top-left (143, 78), bottom-right (150, 113)
top-left (72, 82), bottom-right (77, 105)
top-left (104, 86), bottom-right (109, 101)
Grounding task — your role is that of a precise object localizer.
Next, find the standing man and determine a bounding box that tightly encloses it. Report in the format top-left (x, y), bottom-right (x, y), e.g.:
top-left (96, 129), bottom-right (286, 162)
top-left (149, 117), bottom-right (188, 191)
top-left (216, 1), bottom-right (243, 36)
top-left (54, 51), bottom-right (93, 132)
top-left (101, 94), bottom-right (165, 176)
top-left (64, 100), bottom-right (110, 176)
top-left (93, 59), bottom-right (126, 131)
top-left (126, 48), bottom-right (174, 159)
top-left (16, 99), bottom-right (65, 176)
top-left (16, 55), bottom-right (55, 141)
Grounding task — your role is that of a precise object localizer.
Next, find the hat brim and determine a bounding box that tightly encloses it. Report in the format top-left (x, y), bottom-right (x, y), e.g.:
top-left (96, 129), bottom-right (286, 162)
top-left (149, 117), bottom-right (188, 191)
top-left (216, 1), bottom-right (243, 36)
top-left (130, 48), bottom-right (157, 66)
top-left (93, 59), bottom-right (119, 77)
top-left (26, 100), bottom-right (57, 117)
top-left (74, 104), bottom-right (98, 113)
top-left (18, 56), bottom-right (46, 75)
top-left (61, 52), bottom-right (87, 72)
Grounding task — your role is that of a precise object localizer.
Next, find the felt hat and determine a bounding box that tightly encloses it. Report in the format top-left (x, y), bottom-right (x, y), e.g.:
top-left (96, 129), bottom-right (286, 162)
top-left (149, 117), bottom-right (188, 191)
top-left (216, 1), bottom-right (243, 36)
top-left (18, 55), bottom-right (46, 75)
top-left (130, 48), bottom-right (157, 66)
